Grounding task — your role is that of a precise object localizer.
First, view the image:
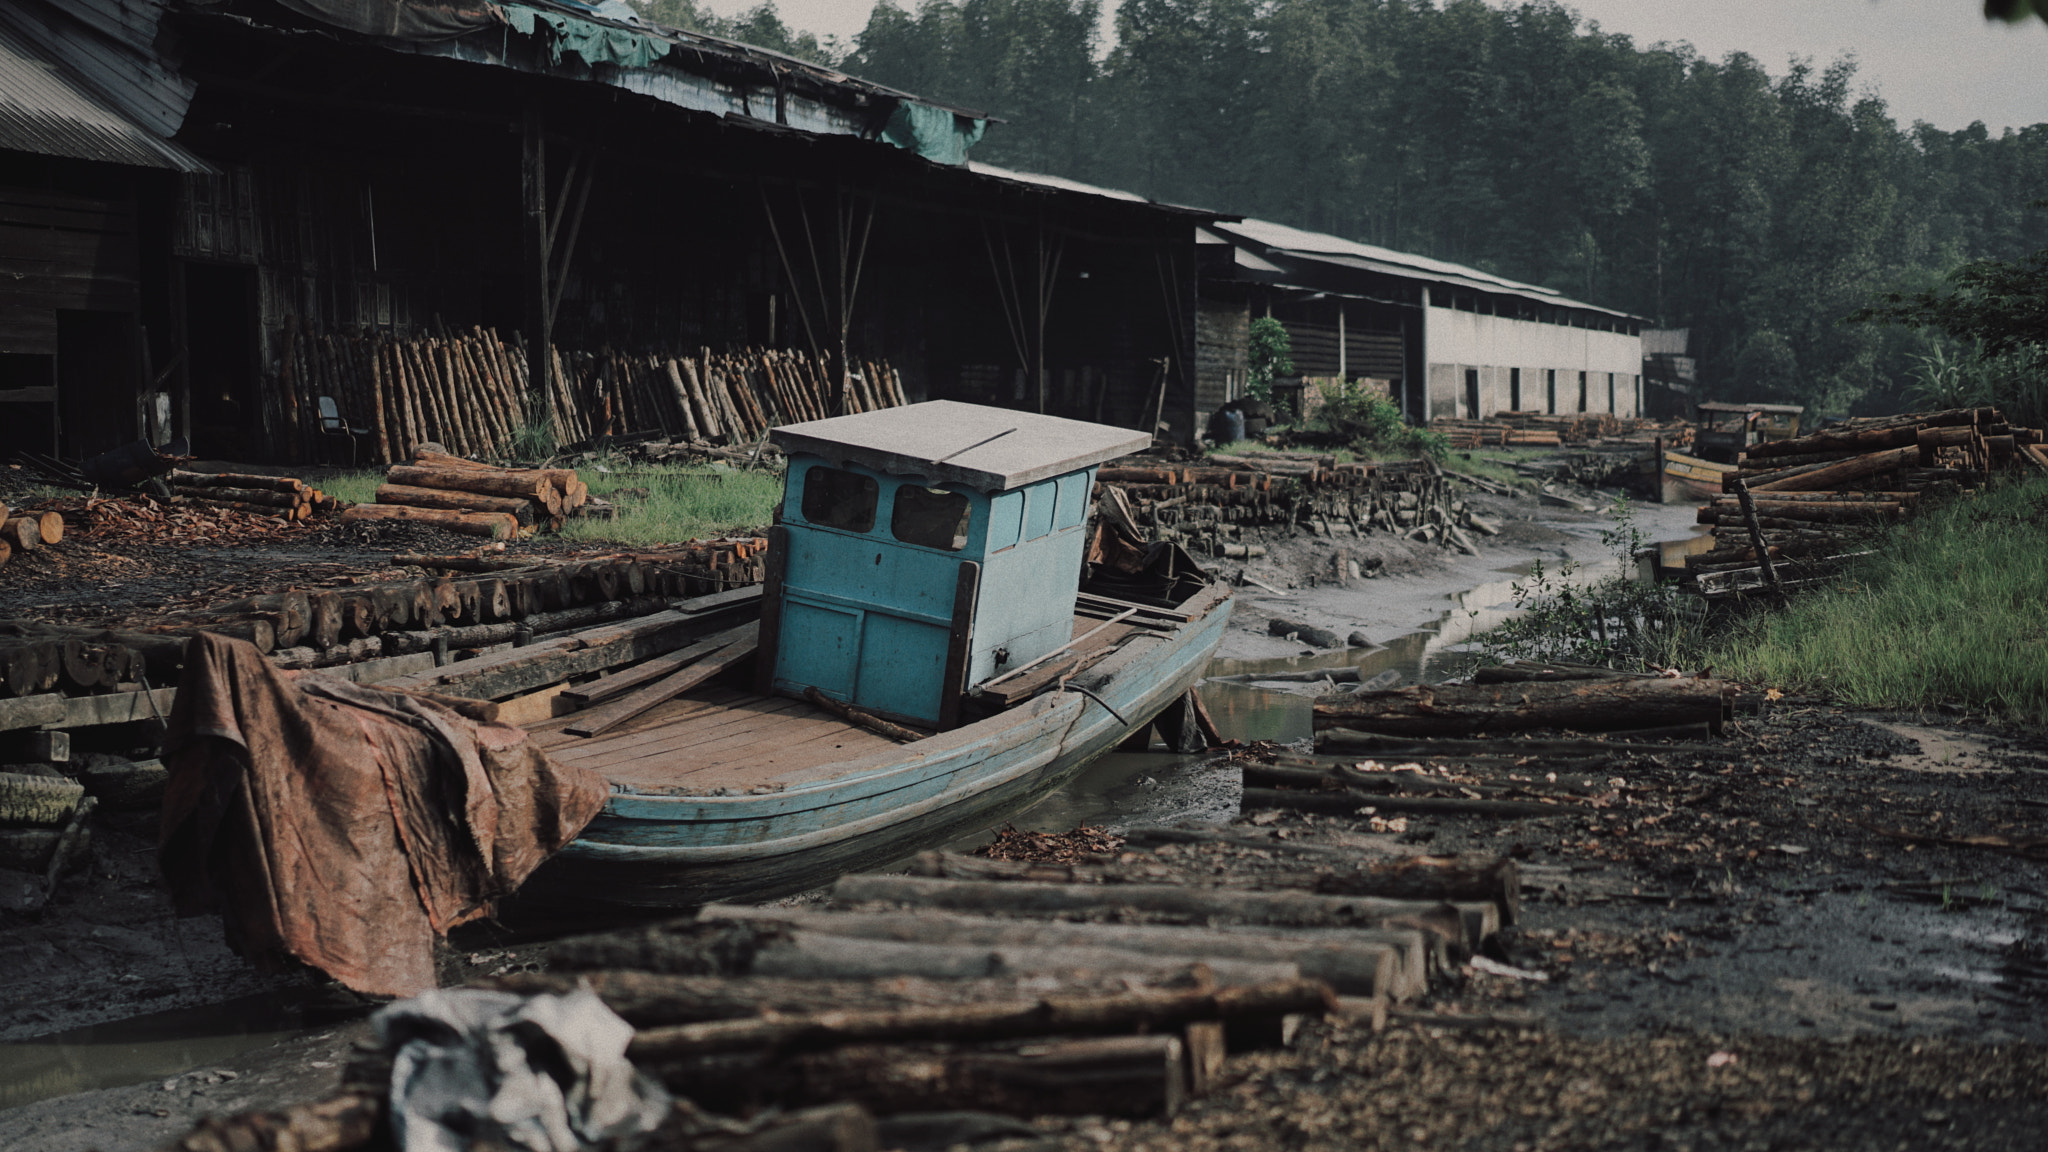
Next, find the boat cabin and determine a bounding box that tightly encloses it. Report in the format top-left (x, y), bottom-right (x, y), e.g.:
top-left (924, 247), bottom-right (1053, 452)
top-left (1693, 402), bottom-right (1805, 464)
top-left (757, 401), bottom-right (1152, 729)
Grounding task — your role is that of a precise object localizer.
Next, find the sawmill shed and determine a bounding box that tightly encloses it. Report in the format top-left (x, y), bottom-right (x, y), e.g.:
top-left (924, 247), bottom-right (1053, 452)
top-left (1197, 218), bottom-right (1647, 426)
top-left (0, 0), bottom-right (1221, 462)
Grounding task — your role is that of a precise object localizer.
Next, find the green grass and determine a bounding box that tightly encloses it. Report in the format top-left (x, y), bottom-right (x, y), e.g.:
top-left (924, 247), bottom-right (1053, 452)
top-left (561, 464), bottom-right (782, 546)
top-left (1443, 447), bottom-right (1555, 488)
top-left (1708, 475), bottom-right (2048, 722)
top-left (321, 470), bottom-right (385, 506)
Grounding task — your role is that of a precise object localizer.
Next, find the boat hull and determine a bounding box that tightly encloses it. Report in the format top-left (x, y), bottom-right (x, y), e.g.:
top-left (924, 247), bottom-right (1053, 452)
top-left (514, 587), bottom-right (1232, 912)
top-left (1659, 450), bottom-right (1732, 504)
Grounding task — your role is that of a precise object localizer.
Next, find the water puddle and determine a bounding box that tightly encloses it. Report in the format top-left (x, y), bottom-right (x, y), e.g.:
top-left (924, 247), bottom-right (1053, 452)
top-left (0, 986), bottom-right (370, 1111)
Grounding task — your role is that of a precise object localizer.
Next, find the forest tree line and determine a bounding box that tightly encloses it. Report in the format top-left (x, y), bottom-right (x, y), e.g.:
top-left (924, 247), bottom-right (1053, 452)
top-left (635, 0), bottom-right (2048, 417)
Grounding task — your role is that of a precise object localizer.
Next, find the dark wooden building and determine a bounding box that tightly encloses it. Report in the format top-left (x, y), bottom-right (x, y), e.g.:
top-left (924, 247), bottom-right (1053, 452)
top-left (0, 0), bottom-right (1219, 462)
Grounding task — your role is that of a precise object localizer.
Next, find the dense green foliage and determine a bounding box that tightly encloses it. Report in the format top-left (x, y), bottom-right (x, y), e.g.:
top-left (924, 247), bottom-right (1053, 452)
top-left (1245, 316), bottom-right (1293, 402)
top-left (1311, 379), bottom-right (1446, 459)
top-left (1708, 477), bottom-right (2048, 723)
top-left (638, 0), bottom-right (2048, 418)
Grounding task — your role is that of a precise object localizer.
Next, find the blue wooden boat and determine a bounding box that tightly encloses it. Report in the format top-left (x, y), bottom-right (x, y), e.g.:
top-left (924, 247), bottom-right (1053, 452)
top-left (518, 402), bottom-right (1233, 910)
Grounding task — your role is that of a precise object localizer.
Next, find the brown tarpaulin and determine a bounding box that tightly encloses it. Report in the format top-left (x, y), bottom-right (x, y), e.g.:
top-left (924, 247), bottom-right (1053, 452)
top-left (160, 634), bottom-right (609, 996)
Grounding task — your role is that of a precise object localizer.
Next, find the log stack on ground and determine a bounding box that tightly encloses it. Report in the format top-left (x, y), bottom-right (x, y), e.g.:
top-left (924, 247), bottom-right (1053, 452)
top-left (1684, 406), bottom-right (2046, 598)
top-left (164, 471), bottom-right (337, 521)
top-left (276, 324), bottom-right (910, 464)
top-left (344, 451), bottom-right (587, 538)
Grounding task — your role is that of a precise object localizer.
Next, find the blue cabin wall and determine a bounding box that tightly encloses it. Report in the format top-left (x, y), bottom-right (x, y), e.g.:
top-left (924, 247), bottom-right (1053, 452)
top-left (770, 454), bottom-right (1096, 723)
top-left (966, 470), bottom-right (1093, 685)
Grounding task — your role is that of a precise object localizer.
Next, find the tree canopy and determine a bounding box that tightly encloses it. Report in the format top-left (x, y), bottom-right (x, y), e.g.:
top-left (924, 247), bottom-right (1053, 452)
top-left (635, 0), bottom-right (2048, 415)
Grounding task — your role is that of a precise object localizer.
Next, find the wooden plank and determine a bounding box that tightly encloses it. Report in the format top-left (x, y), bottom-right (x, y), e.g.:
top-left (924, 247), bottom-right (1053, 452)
top-left (495, 682), bottom-right (574, 728)
top-left (382, 602), bottom-right (749, 701)
top-left (937, 561), bottom-right (979, 731)
top-left (556, 693), bottom-right (823, 769)
top-left (564, 631), bottom-right (760, 738)
top-left (37, 689), bottom-right (171, 730)
top-left (679, 584), bottom-right (764, 616)
top-left (323, 651), bottom-right (440, 685)
top-left (558, 624), bottom-right (756, 708)
top-left (1, 693), bottom-right (73, 732)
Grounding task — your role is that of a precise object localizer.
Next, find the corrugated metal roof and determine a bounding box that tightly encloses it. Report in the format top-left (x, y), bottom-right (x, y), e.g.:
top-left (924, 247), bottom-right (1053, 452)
top-left (1, 0), bottom-right (195, 139)
top-left (965, 162), bottom-right (1231, 218)
top-left (1214, 217), bottom-right (1642, 321)
top-left (0, 15), bottom-right (208, 171)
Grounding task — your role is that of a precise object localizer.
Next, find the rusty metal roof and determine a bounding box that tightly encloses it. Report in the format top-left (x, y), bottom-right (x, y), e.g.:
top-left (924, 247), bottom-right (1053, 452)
top-left (0, 5), bottom-right (208, 171)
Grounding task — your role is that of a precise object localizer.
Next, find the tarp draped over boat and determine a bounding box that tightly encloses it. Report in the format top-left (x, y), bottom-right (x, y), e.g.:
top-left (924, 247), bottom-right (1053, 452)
top-left (159, 634), bottom-right (609, 996)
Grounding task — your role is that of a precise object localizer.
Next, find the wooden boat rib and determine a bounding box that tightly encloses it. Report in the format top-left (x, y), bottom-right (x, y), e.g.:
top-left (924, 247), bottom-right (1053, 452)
top-left (519, 582), bottom-right (1232, 908)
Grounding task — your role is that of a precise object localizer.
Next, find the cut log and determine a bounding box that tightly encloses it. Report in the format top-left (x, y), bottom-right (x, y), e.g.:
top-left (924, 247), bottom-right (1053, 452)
top-left (385, 464), bottom-right (564, 515)
top-left (26, 511), bottom-right (61, 546)
top-left (0, 771), bottom-right (83, 825)
top-left (627, 978), bottom-right (1335, 1060)
top-left (1749, 446), bottom-right (1917, 492)
top-left (373, 484), bottom-right (539, 524)
top-left (1471, 662), bottom-right (1651, 684)
top-left (1311, 678), bottom-right (1733, 736)
top-left (1695, 500), bottom-right (1900, 525)
top-left (168, 485), bottom-right (305, 509)
top-left (698, 904), bottom-right (1415, 1000)
top-left (1, 517), bottom-right (41, 552)
top-left (392, 554), bottom-right (530, 573)
top-left (166, 470), bottom-right (309, 493)
top-left (670, 1035), bottom-right (1186, 1120)
top-left (1315, 727), bottom-right (1738, 759)
top-left (338, 503), bottom-right (520, 539)
top-left (829, 874), bottom-right (1483, 950)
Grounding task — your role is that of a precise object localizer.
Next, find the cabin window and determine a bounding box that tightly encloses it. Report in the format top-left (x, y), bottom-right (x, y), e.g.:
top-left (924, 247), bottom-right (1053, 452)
top-left (1022, 480), bottom-right (1056, 540)
top-left (891, 485), bottom-right (970, 551)
top-left (801, 466), bottom-right (878, 533)
top-left (1054, 472), bottom-right (1090, 530)
top-left (987, 490), bottom-right (1024, 551)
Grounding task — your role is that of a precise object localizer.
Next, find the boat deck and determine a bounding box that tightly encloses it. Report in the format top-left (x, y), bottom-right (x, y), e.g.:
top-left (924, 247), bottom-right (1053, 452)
top-left (529, 611), bottom-right (1149, 794)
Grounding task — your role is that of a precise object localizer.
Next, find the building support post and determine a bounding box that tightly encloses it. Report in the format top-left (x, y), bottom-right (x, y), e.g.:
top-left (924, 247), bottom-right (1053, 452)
top-left (521, 108), bottom-right (553, 429)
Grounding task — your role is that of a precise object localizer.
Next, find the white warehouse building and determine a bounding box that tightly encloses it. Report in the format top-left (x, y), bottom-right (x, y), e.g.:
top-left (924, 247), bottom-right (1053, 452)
top-left (1196, 218), bottom-right (1646, 425)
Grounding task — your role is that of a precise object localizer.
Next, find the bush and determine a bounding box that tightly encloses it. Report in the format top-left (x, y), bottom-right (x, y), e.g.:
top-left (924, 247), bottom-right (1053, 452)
top-left (1312, 379), bottom-right (1449, 461)
top-left (1246, 317), bottom-right (1293, 404)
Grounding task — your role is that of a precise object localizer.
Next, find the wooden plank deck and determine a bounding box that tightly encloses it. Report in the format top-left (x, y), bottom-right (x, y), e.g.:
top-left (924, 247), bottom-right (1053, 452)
top-left (534, 613), bottom-right (1122, 795)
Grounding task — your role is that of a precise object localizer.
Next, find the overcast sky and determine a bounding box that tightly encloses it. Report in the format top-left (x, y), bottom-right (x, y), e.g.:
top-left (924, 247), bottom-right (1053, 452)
top-left (698, 0), bottom-right (2047, 133)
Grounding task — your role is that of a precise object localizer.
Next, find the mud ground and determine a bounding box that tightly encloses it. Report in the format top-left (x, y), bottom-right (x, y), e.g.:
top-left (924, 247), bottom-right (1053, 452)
top-left (5, 471), bottom-right (2047, 1150)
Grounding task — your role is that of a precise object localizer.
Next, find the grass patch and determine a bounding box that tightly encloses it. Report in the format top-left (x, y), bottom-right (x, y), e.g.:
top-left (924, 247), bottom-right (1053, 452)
top-left (1707, 476), bottom-right (2048, 722)
top-left (560, 464), bottom-right (782, 546)
top-left (320, 471), bottom-right (385, 506)
top-left (1442, 447), bottom-right (1554, 489)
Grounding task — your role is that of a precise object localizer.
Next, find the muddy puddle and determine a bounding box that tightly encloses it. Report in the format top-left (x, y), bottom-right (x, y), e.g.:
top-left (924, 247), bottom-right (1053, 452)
top-left (0, 987), bottom-right (370, 1111)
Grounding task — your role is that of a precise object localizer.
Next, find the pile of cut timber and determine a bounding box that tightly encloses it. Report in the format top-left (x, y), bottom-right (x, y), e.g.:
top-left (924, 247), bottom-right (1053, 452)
top-left (165, 470), bottom-right (337, 521)
top-left (1099, 454), bottom-right (1491, 557)
top-left (341, 451), bottom-right (588, 538)
top-left (0, 502), bottom-right (62, 567)
top-left (277, 324), bottom-right (908, 465)
top-left (35, 494), bottom-right (313, 544)
top-left (472, 841), bottom-right (1513, 1120)
top-left (1688, 407), bottom-right (2046, 598)
top-left (1428, 418), bottom-right (1563, 448)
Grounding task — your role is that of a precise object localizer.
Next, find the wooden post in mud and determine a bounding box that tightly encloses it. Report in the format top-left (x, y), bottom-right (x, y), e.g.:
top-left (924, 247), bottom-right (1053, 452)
top-left (1730, 478), bottom-right (1786, 601)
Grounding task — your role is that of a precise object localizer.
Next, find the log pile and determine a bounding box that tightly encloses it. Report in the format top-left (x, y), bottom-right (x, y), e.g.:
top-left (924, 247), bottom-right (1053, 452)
top-left (165, 470), bottom-right (337, 521)
top-left (494, 842), bottom-right (1520, 1120)
top-left (342, 451), bottom-right (589, 539)
top-left (275, 324), bottom-right (909, 464)
top-left (1097, 453), bottom-right (1491, 558)
top-left (1431, 413), bottom-right (1692, 450)
top-left (1685, 407), bottom-right (2046, 598)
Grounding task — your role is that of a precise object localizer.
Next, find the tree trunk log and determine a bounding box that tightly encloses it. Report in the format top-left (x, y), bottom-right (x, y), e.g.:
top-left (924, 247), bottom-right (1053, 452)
top-left (373, 484), bottom-right (539, 524)
top-left (338, 503), bottom-right (519, 539)
top-left (1311, 678), bottom-right (1732, 736)
top-left (627, 978), bottom-right (1332, 1060)
top-left (386, 464), bottom-right (564, 515)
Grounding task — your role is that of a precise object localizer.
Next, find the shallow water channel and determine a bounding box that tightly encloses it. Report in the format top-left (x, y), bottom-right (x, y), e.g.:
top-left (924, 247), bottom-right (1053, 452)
top-left (0, 546), bottom-right (1641, 1109)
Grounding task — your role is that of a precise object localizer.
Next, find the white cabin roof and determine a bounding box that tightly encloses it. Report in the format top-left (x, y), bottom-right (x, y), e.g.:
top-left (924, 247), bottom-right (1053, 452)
top-left (771, 401), bottom-right (1151, 491)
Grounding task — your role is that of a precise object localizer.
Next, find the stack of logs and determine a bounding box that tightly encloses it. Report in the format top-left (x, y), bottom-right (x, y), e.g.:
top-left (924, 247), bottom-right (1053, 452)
top-left (165, 471), bottom-right (337, 521)
top-left (1429, 418), bottom-right (1563, 448)
top-left (0, 543), bottom-right (766, 686)
top-left (477, 842), bottom-right (1508, 1122)
top-left (1429, 413), bottom-right (1693, 451)
top-left (277, 325), bottom-right (907, 465)
top-left (1688, 406), bottom-right (2047, 598)
top-left (0, 504), bottom-right (64, 568)
top-left (339, 452), bottom-right (589, 539)
top-left (1098, 453), bottom-right (1493, 557)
